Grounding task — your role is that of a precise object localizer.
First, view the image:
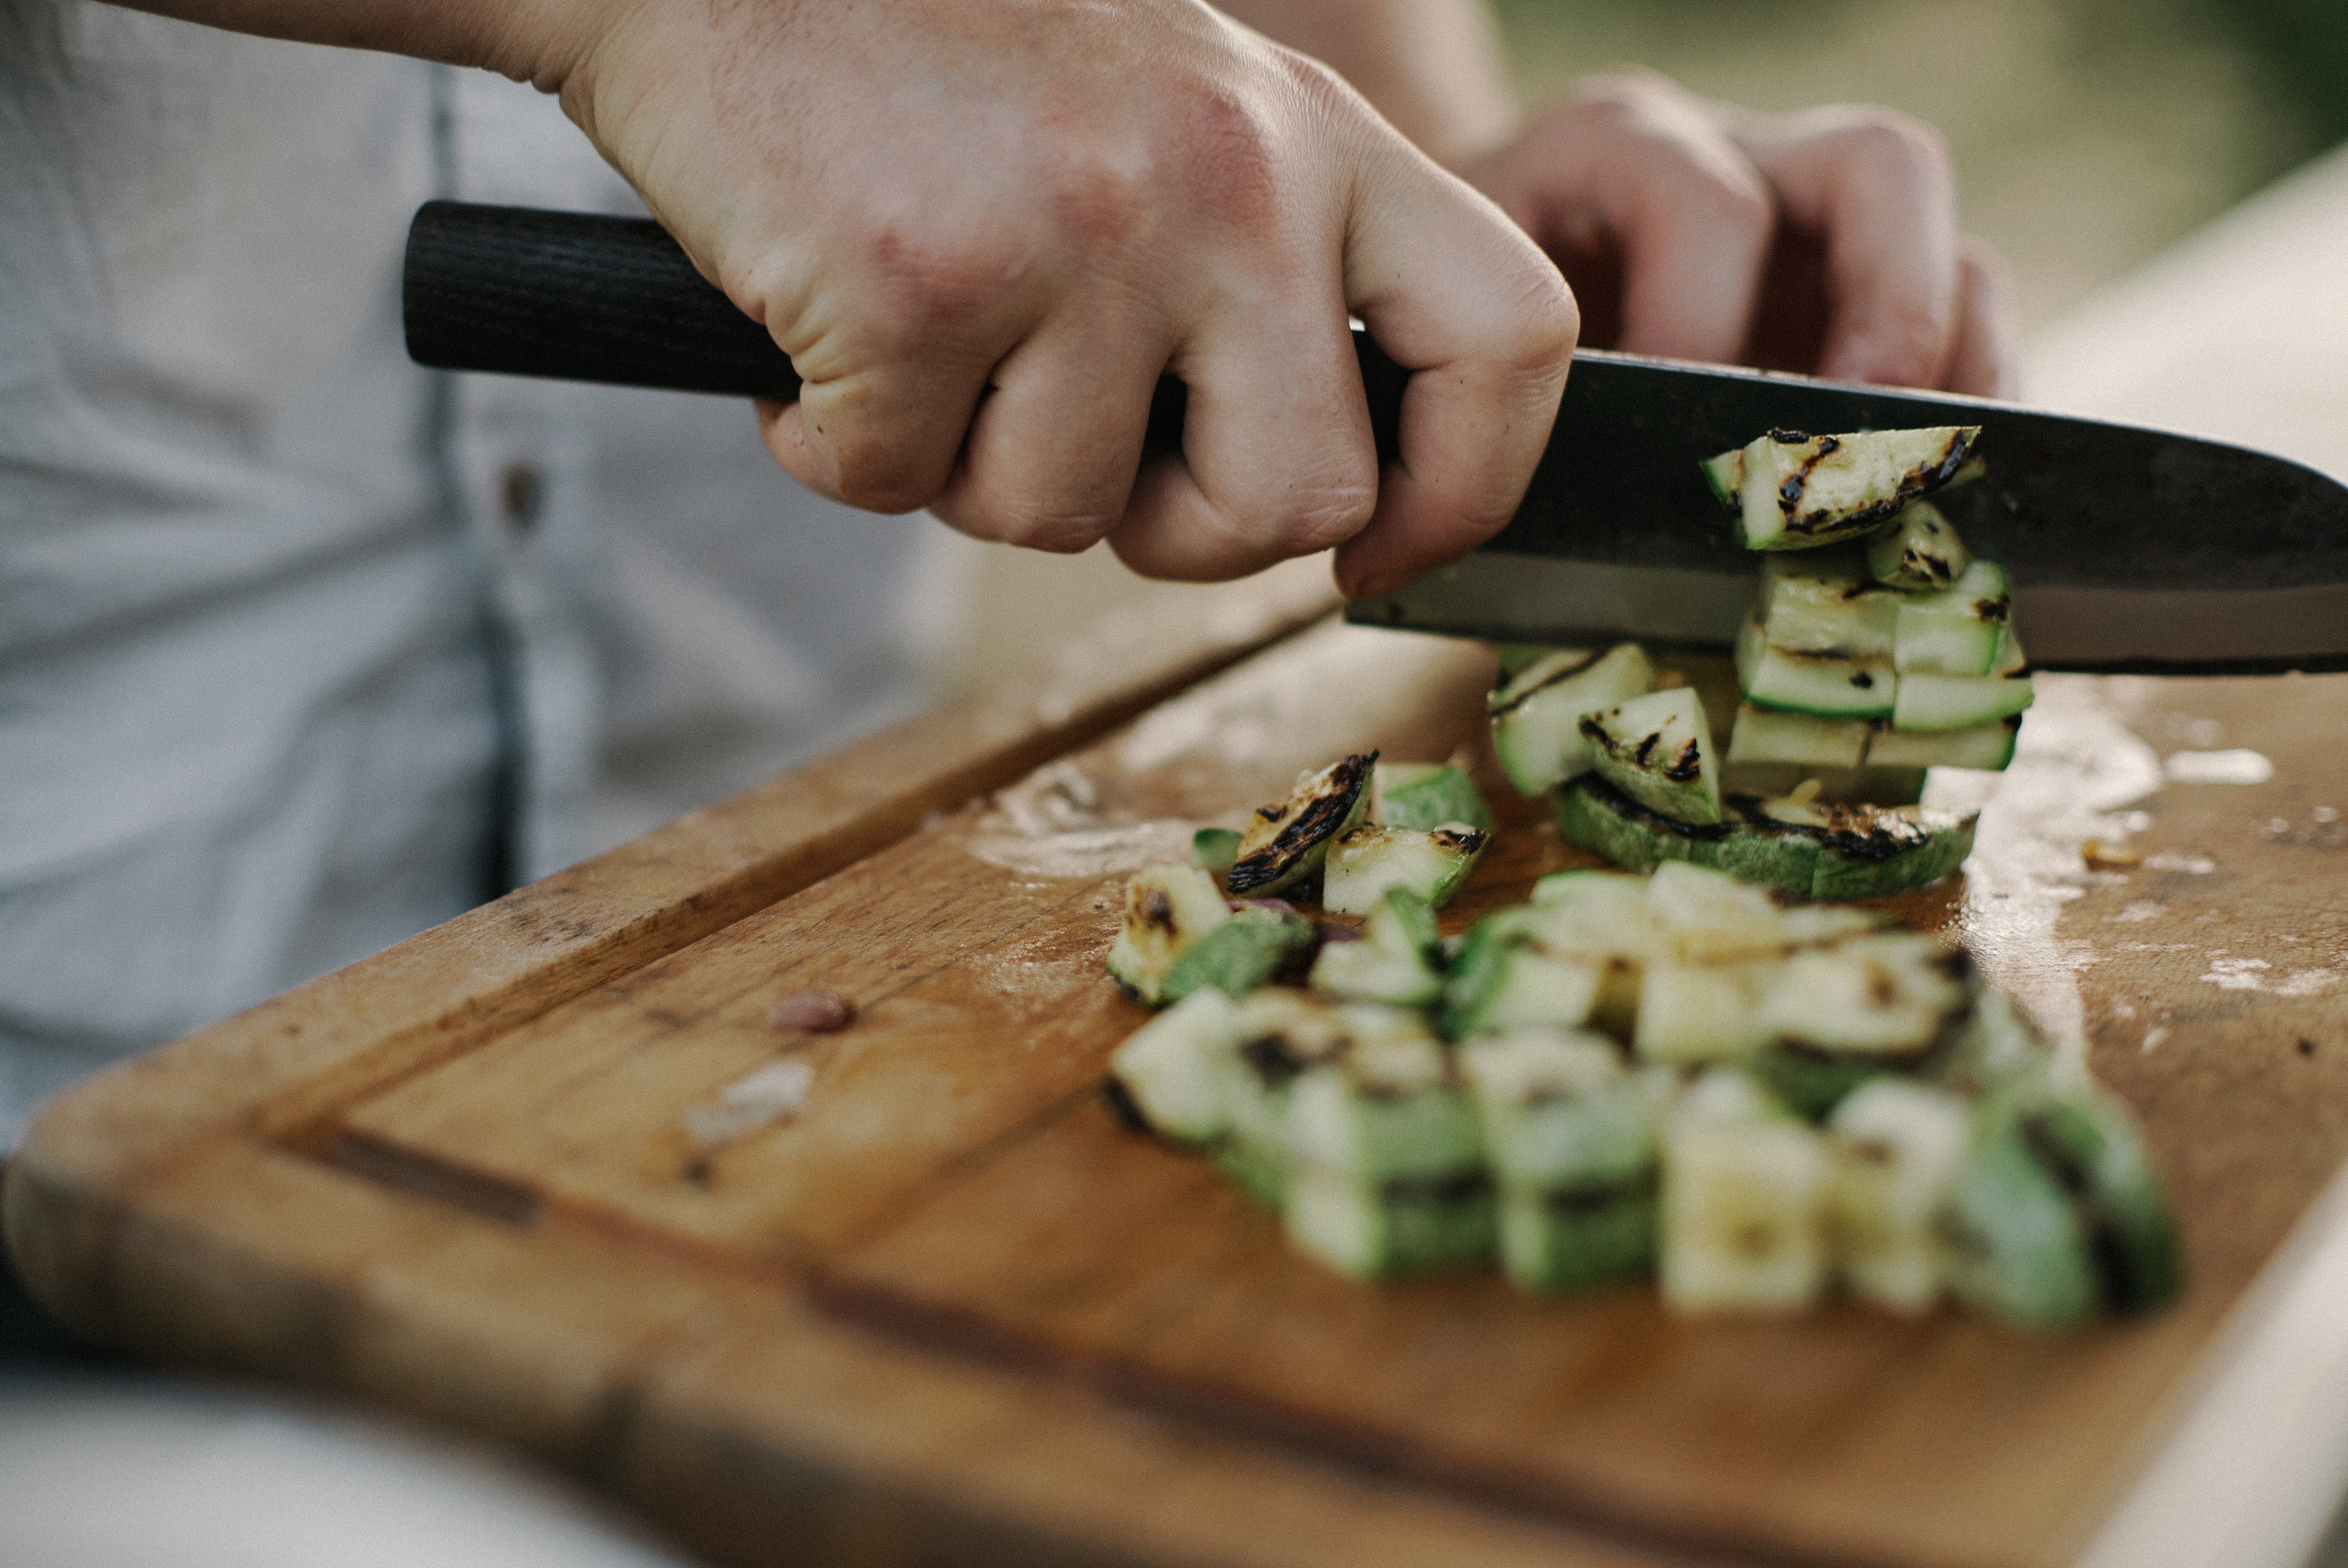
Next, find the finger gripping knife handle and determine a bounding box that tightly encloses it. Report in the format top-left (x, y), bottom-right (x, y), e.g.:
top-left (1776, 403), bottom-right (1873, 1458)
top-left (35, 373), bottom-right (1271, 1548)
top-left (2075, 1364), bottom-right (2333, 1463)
top-left (400, 201), bottom-right (1407, 458)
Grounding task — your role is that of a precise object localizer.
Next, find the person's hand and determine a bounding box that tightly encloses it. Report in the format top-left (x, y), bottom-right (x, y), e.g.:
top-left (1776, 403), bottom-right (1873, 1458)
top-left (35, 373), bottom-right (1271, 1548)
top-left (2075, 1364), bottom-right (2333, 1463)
top-left (521, 0), bottom-right (1575, 593)
top-left (1460, 71), bottom-right (2016, 396)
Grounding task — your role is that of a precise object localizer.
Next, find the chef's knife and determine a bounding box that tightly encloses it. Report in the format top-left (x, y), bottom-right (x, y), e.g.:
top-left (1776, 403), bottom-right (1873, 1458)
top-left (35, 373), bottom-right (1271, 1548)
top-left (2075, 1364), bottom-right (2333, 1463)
top-left (404, 200), bottom-right (2348, 674)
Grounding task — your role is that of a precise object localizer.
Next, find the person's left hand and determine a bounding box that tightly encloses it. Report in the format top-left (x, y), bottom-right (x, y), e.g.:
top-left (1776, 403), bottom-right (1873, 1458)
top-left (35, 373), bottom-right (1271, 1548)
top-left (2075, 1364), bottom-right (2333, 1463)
top-left (1460, 70), bottom-right (2017, 397)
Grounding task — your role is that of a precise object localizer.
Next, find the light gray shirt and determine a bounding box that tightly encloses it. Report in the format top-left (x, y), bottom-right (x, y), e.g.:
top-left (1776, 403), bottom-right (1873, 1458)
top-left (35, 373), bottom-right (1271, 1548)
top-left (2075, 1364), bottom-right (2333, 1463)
top-left (1, 2), bottom-right (961, 1140)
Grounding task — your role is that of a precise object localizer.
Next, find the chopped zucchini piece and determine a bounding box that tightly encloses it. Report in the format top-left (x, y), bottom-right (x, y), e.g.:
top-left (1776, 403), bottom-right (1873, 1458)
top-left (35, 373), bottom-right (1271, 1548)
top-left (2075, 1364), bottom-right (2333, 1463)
top-left (1489, 643), bottom-right (1655, 799)
top-left (1579, 686), bottom-right (1721, 827)
top-left (1728, 425), bottom-right (1980, 550)
top-left (1321, 823), bottom-right (1489, 916)
top-left (2014, 1086), bottom-right (2184, 1316)
top-left (1311, 887), bottom-right (1445, 1006)
top-left (1228, 753), bottom-right (1376, 896)
top-left (1747, 1041), bottom-right (1884, 1121)
top-left (1160, 906), bottom-right (1319, 1003)
top-left (1931, 991), bottom-right (2054, 1098)
top-left (1556, 777), bottom-right (1977, 902)
top-left (1892, 671), bottom-right (2035, 733)
top-left (1866, 501), bottom-right (1972, 591)
top-left (1737, 614), bottom-right (1896, 719)
top-left (1105, 862), bottom-right (1232, 1005)
top-left (1727, 702), bottom-right (1870, 769)
top-left (1992, 623), bottom-right (2027, 677)
top-left (1698, 447), bottom-right (1745, 507)
top-left (1660, 1071), bottom-right (1832, 1314)
top-left (1642, 860), bottom-right (1790, 963)
top-left (1190, 826), bottom-right (1242, 874)
top-left (1287, 1032), bottom-right (1481, 1183)
top-left (1827, 1079), bottom-right (1971, 1312)
top-left (1285, 1164), bottom-right (1497, 1279)
top-left (1106, 986), bottom-right (1248, 1144)
top-left (1216, 991), bottom-right (1364, 1175)
top-left (1441, 916), bottom-right (1604, 1039)
top-left (1633, 958), bottom-right (1778, 1064)
top-left (1892, 560), bottom-right (2012, 676)
top-left (1941, 1104), bottom-right (2102, 1332)
top-left (1865, 715), bottom-right (2021, 771)
top-left (1753, 931), bottom-right (1971, 1058)
top-left (1462, 1029), bottom-right (1661, 1293)
top-left (1373, 762), bottom-right (1493, 833)
top-left (1757, 548), bottom-right (1899, 658)
top-left (1743, 796), bottom-right (1980, 899)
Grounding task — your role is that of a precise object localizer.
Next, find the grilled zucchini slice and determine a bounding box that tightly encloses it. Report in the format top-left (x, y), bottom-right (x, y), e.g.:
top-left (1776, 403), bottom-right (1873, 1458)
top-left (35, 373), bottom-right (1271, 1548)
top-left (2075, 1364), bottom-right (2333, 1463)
top-left (1555, 777), bottom-right (1979, 901)
top-left (1827, 1078), bottom-right (1972, 1312)
top-left (1489, 644), bottom-right (1655, 799)
top-left (1865, 715), bottom-right (2022, 771)
top-left (1737, 614), bottom-right (1896, 719)
top-left (1105, 862), bottom-right (1232, 1005)
top-left (1579, 686), bottom-right (1721, 827)
top-left (1461, 1029), bottom-right (1660, 1292)
top-left (1106, 987), bottom-right (1248, 1144)
top-left (1160, 906), bottom-right (1319, 1003)
top-left (1757, 548), bottom-right (1899, 658)
top-left (1892, 560), bottom-right (2013, 677)
top-left (1892, 671), bottom-right (2036, 733)
top-left (1866, 500), bottom-right (1971, 591)
top-left (1311, 888), bottom-right (1445, 1008)
top-left (1660, 1071), bottom-right (1832, 1314)
top-left (1228, 752), bottom-right (1376, 896)
top-left (1373, 762), bottom-right (1493, 832)
top-left (1285, 1165), bottom-right (1498, 1279)
top-left (1719, 425), bottom-right (1980, 550)
top-left (1727, 702), bottom-right (1871, 769)
top-left (1320, 823), bottom-right (1489, 916)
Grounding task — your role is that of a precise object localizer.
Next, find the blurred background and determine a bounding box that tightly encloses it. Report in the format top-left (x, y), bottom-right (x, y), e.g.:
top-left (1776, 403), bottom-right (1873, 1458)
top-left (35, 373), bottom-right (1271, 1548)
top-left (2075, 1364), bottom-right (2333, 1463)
top-left (943, 0), bottom-right (2348, 693)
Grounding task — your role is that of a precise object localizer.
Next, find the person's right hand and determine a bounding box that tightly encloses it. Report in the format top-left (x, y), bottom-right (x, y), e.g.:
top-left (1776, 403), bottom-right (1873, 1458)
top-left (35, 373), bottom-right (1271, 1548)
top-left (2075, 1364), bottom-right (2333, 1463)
top-left (517, 0), bottom-right (1576, 595)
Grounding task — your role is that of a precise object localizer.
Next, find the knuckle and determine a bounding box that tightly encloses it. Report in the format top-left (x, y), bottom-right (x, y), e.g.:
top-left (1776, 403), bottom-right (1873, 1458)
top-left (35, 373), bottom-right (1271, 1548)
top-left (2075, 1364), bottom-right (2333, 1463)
top-left (1836, 110), bottom-right (1951, 183)
top-left (859, 218), bottom-right (1020, 343)
top-left (1504, 263), bottom-right (1580, 370)
top-left (997, 506), bottom-right (1120, 554)
top-left (1245, 478), bottom-right (1377, 552)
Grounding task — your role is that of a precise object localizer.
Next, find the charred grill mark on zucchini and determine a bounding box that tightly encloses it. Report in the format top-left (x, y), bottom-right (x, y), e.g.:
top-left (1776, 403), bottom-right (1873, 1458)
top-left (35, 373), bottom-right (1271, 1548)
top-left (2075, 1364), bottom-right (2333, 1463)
top-left (1543, 1169), bottom-right (1660, 1215)
top-left (1228, 752), bottom-right (1375, 895)
top-left (1775, 432), bottom-right (1841, 510)
top-left (1782, 427), bottom-right (1977, 538)
top-left (1487, 649), bottom-right (1604, 718)
top-left (1662, 740), bottom-right (1703, 783)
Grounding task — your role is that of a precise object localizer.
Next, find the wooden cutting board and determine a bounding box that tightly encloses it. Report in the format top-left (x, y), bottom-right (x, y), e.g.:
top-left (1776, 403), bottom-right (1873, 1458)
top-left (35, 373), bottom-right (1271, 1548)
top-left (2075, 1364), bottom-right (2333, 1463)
top-left (9, 556), bottom-right (2347, 1568)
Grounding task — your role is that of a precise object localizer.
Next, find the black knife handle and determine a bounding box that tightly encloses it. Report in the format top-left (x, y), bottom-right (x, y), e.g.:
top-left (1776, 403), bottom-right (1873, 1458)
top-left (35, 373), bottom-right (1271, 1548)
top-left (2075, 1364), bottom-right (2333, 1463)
top-left (402, 200), bottom-right (1407, 460)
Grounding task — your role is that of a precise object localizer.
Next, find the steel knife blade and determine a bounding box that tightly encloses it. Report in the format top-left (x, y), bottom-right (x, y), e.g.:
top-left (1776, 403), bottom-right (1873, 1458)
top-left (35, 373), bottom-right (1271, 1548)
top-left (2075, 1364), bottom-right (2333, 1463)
top-left (404, 201), bottom-right (2348, 674)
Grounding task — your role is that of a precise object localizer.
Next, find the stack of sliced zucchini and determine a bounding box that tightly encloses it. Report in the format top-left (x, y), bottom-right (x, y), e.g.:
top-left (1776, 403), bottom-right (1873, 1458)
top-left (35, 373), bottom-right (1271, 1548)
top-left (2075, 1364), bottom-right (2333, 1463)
top-left (1104, 855), bottom-right (2182, 1327)
top-left (1505, 426), bottom-right (2041, 899)
top-left (1712, 427), bottom-right (2035, 794)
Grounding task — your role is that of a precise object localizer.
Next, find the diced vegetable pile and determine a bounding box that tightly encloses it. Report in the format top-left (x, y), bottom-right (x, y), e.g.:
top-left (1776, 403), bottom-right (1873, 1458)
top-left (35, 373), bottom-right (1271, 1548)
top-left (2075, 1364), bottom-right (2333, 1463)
top-left (1094, 426), bottom-right (2181, 1327)
top-left (1108, 839), bottom-right (2180, 1327)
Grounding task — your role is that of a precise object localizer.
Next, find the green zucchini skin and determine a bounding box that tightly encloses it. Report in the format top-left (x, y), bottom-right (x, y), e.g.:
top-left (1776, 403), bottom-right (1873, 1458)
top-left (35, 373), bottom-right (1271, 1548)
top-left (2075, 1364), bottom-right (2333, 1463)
top-left (1190, 826), bottom-right (1242, 874)
top-left (1374, 762), bottom-right (1494, 833)
top-left (1160, 909), bottom-right (1320, 1004)
top-left (1286, 1167), bottom-right (1499, 1278)
top-left (1554, 777), bottom-right (1979, 901)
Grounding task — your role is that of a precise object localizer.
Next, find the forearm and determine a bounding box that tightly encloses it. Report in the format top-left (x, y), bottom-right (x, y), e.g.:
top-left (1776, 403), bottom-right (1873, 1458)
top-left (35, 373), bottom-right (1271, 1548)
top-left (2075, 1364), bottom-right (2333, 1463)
top-left (100, 0), bottom-right (577, 83)
top-left (1216, 0), bottom-right (1518, 166)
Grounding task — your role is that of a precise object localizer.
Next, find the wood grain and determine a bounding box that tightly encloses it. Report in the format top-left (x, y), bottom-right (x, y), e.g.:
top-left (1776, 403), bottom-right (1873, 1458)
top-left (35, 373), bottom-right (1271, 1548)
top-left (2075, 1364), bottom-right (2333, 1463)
top-left (6, 569), bottom-right (2345, 1568)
